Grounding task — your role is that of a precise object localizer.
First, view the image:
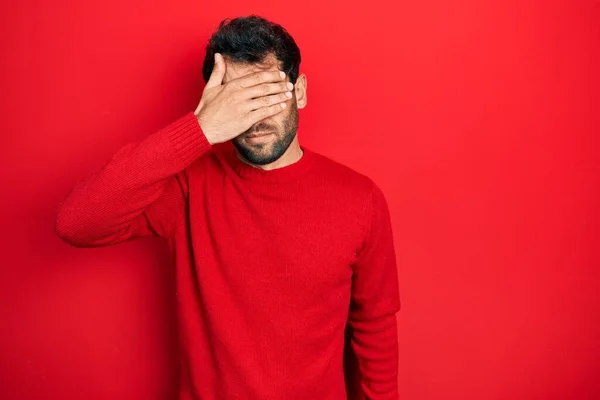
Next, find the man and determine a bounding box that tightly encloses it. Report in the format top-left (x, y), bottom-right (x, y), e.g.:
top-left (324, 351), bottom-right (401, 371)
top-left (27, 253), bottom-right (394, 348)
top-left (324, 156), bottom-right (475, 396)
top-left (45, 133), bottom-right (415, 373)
top-left (55, 15), bottom-right (400, 400)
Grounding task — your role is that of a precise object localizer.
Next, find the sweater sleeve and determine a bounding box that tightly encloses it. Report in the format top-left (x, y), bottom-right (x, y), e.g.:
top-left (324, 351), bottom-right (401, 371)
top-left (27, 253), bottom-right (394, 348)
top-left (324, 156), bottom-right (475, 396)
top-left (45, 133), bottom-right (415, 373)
top-left (348, 182), bottom-right (401, 400)
top-left (55, 112), bottom-right (212, 247)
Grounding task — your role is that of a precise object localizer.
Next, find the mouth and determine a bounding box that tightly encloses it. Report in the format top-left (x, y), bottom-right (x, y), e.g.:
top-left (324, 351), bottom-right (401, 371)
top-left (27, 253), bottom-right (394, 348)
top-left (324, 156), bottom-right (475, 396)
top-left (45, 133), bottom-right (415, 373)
top-left (246, 131), bottom-right (274, 138)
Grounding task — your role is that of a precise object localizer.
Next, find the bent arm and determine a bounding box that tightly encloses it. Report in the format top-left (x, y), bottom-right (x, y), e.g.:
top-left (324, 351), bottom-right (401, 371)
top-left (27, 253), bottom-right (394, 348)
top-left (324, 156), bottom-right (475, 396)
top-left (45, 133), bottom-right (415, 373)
top-left (55, 113), bottom-right (211, 247)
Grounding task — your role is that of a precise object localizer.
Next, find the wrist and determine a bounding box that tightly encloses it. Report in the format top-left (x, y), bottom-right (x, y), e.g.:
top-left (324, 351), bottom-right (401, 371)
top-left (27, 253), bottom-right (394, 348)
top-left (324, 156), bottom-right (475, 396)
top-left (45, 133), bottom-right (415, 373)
top-left (195, 113), bottom-right (217, 145)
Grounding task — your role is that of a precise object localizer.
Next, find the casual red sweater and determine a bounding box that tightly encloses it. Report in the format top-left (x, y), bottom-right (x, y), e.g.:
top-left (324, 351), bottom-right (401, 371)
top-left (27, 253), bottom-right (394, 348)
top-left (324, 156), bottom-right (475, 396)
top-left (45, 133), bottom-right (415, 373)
top-left (55, 112), bottom-right (401, 400)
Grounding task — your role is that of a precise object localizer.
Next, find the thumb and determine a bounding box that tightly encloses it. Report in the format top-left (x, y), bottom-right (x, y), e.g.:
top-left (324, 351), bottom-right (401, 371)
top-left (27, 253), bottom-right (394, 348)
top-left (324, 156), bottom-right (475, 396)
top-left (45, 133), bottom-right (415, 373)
top-left (205, 53), bottom-right (226, 89)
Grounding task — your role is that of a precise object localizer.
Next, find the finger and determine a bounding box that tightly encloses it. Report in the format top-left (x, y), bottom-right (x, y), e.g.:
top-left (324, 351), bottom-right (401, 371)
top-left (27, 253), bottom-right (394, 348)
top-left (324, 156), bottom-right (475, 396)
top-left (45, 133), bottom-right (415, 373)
top-left (233, 70), bottom-right (287, 89)
top-left (205, 53), bottom-right (226, 89)
top-left (245, 103), bottom-right (288, 125)
top-left (240, 81), bottom-right (294, 100)
top-left (245, 92), bottom-right (293, 111)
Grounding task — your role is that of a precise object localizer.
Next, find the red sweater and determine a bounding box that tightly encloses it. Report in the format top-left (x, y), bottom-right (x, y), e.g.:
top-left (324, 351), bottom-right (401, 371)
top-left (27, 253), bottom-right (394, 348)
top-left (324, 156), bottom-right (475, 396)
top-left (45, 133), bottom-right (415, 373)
top-left (55, 113), bottom-right (401, 400)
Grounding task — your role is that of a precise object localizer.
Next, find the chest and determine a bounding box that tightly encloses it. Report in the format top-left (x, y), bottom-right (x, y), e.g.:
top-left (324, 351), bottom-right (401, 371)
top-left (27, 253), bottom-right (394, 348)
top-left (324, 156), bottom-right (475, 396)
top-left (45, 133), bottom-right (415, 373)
top-left (187, 177), bottom-right (366, 295)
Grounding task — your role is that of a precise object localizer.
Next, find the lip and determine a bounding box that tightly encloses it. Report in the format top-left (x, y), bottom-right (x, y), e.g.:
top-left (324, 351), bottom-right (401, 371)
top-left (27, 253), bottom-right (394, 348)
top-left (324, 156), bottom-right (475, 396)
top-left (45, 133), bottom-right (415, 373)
top-left (246, 132), bottom-right (273, 138)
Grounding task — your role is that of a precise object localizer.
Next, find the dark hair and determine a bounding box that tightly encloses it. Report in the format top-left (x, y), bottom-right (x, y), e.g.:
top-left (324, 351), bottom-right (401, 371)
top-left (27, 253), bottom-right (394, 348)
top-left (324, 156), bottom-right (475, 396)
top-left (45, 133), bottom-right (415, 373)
top-left (202, 15), bottom-right (301, 84)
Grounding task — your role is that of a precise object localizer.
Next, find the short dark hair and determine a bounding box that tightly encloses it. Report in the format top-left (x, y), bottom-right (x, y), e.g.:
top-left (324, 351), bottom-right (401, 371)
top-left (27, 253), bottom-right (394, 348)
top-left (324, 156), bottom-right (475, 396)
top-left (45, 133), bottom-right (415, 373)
top-left (202, 15), bottom-right (301, 84)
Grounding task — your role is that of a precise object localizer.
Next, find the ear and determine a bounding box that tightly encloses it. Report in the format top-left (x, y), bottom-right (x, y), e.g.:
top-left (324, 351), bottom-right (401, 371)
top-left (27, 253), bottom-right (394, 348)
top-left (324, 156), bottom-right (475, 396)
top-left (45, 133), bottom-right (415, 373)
top-left (294, 73), bottom-right (307, 109)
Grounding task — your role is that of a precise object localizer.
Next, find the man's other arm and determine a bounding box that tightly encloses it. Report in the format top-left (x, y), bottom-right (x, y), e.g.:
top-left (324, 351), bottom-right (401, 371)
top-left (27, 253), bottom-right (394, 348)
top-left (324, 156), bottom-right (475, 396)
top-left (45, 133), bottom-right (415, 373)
top-left (348, 182), bottom-right (401, 399)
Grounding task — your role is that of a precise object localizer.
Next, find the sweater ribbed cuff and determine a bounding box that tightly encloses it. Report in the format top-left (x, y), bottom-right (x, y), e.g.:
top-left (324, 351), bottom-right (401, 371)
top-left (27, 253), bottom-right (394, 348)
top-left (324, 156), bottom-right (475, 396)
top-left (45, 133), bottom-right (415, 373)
top-left (166, 112), bottom-right (212, 166)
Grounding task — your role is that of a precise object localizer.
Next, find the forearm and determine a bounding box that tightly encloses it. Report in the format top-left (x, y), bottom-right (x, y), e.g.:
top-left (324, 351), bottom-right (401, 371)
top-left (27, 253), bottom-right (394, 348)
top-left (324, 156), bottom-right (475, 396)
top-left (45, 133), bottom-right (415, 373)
top-left (55, 112), bottom-right (210, 246)
top-left (349, 312), bottom-right (399, 399)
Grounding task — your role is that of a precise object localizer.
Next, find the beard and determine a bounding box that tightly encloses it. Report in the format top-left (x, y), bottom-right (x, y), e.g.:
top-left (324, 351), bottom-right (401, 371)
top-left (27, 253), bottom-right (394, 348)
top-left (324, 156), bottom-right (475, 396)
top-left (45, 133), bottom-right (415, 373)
top-left (232, 102), bottom-right (299, 165)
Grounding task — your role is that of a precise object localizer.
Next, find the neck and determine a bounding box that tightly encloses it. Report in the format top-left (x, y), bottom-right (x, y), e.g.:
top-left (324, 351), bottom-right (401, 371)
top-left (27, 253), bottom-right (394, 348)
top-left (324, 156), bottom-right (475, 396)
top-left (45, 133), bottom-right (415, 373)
top-left (236, 137), bottom-right (303, 171)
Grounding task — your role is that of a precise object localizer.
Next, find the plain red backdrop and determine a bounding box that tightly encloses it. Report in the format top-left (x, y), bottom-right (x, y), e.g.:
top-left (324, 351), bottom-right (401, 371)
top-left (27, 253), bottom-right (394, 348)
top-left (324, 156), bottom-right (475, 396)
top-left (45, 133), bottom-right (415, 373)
top-left (1, 0), bottom-right (599, 399)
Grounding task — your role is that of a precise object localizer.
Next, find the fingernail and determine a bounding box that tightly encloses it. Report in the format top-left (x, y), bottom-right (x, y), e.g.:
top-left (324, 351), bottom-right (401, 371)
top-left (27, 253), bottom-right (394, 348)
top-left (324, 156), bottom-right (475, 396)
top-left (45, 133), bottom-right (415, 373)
top-left (280, 103), bottom-right (287, 109)
top-left (285, 91), bottom-right (292, 98)
top-left (286, 82), bottom-right (294, 90)
top-left (280, 71), bottom-right (286, 78)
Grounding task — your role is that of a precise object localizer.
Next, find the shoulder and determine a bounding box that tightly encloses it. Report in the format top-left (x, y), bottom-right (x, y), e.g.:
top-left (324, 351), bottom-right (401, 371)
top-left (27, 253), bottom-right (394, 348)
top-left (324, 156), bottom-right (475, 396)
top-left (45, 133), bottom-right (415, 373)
top-left (307, 148), bottom-right (381, 197)
top-left (307, 149), bottom-right (391, 238)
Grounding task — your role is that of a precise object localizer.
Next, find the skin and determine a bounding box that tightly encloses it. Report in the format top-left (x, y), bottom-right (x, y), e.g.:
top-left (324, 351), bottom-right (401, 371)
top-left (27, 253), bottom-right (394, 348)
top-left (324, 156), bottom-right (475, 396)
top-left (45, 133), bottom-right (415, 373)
top-left (223, 53), bottom-right (307, 169)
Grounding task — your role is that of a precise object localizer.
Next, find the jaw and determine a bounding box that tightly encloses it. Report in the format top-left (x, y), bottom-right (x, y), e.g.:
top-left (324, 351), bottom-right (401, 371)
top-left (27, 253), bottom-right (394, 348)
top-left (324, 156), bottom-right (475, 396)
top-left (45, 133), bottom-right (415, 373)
top-left (234, 132), bottom-right (301, 169)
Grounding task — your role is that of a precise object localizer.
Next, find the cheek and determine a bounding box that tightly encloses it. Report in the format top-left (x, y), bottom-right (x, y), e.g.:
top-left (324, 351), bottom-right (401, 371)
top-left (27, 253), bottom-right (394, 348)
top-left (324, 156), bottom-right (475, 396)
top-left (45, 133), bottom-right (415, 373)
top-left (277, 103), bottom-right (296, 122)
top-left (257, 102), bottom-right (294, 131)
top-left (261, 115), bottom-right (285, 131)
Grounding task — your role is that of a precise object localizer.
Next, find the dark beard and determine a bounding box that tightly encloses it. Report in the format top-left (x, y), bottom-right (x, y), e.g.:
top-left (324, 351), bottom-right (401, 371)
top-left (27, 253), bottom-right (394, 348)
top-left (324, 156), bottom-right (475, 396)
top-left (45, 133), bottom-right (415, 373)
top-left (233, 102), bottom-right (299, 165)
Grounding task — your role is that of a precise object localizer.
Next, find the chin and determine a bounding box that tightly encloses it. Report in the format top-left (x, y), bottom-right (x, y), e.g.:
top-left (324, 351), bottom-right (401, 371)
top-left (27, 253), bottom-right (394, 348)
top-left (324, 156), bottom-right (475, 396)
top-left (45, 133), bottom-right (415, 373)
top-left (244, 150), bottom-right (282, 165)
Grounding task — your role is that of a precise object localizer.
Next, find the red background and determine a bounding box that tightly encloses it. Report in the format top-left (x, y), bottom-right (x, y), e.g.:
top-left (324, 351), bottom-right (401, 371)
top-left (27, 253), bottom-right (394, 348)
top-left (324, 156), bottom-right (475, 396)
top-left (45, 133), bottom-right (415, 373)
top-left (1, 0), bottom-right (599, 399)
